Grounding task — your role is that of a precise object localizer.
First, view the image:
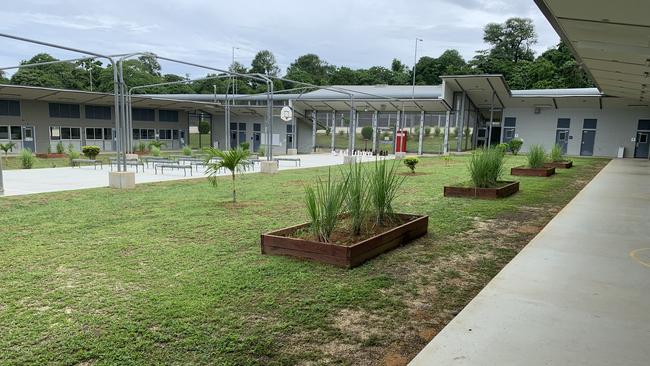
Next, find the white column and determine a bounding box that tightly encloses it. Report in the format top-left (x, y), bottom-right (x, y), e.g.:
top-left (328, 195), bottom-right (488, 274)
top-left (331, 110), bottom-right (336, 152)
top-left (311, 110), bottom-right (317, 153)
top-left (443, 110), bottom-right (451, 154)
top-left (418, 110), bottom-right (425, 155)
top-left (372, 111), bottom-right (378, 154)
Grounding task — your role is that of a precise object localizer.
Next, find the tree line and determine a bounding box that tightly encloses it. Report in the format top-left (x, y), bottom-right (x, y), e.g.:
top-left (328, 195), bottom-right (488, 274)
top-left (0, 17), bottom-right (592, 95)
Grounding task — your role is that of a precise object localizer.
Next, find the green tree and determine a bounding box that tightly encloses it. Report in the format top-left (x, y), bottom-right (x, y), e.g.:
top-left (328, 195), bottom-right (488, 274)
top-left (415, 50), bottom-right (468, 85)
top-left (250, 50), bottom-right (280, 77)
top-left (11, 53), bottom-right (87, 89)
top-left (75, 59), bottom-right (103, 91)
top-left (285, 54), bottom-right (333, 86)
top-left (482, 17), bottom-right (537, 64)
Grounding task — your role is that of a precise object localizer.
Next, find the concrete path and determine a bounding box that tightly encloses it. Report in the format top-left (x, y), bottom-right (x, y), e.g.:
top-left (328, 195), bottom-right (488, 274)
top-left (0, 153), bottom-right (387, 197)
top-left (410, 158), bottom-right (650, 366)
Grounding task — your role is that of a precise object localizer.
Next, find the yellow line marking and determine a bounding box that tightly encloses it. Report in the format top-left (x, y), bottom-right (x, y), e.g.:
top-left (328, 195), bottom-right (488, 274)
top-left (630, 248), bottom-right (650, 268)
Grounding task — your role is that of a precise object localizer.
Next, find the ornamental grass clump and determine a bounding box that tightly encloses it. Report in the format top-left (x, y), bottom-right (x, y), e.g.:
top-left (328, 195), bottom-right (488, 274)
top-left (527, 144), bottom-right (546, 168)
top-left (550, 143), bottom-right (564, 162)
top-left (370, 159), bottom-right (405, 226)
top-left (19, 148), bottom-right (35, 169)
top-left (468, 147), bottom-right (505, 188)
top-left (305, 169), bottom-right (348, 242)
top-left (343, 161), bottom-right (370, 236)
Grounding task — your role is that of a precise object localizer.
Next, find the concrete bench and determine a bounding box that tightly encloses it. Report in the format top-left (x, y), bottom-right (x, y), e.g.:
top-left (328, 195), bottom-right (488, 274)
top-left (274, 157), bottom-right (301, 167)
top-left (109, 160), bottom-right (145, 172)
top-left (155, 164), bottom-right (193, 176)
top-left (71, 159), bottom-right (103, 169)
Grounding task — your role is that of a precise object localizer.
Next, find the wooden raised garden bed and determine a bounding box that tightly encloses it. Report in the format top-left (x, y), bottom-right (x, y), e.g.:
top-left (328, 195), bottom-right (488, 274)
top-left (511, 166), bottom-right (556, 177)
top-left (544, 161), bottom-right (573, 169)
top-left (444, 181), bottom-right (519, 199)
top-left (261, 213), bottom-right (428, 268)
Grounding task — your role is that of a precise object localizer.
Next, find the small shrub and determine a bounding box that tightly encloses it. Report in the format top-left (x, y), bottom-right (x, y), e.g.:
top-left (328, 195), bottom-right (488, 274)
top-left (150, 146), bottom-right (161, 157)
top-left (137, 141), bottom-right (148, 153)
top-left (442, 154), bottom-right (452, 166)
top-left (370, 159), bottom-right (405, 226)
top-left (468, 147), bottom-right (505, 188)
top-left (508, 138), bottom-right (523, 155)
top-left (67, 143), bottom-right (75, 153)
top-left (258, 146), bottom-right (265, 157)
top-left (361, 126), bottom-right (374, 140)
top-left (19, 148), bottom-right (35, 169)
top-left (56, 141), bottom-right (65, 154)
top-left (47, 145), bottom-right (52, 154)
top-left (403, 157), bottom-right (419, 173)
top-left (148, 140), bottom-right (166, 149)
top-left (496, 143), bottom-right (509, 154)
top-left (433, 126), bottom-right (441, 137)
top-left (338, 130), bottom-right (345, 136)
top-left (81, 146), bottom-right (100, 160)
top-left (305, 169), bottom-right (347, 242)
top-left (240, 142), bottom-right (250, 151)
top-left (67, 149), bottom-right (80, 166)
top-left (182, 146), bottom-right (193, 156)
top-left (550, 144), bottom-right (564, 162)
top-left (527, 144), bottom-right (546, 168)
top-left (424, 127), bottom-right (431, 136)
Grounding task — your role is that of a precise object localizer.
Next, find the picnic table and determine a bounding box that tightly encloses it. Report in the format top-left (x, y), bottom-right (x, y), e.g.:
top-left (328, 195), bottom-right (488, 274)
top-left (71, 159), bottom-right (103, 169)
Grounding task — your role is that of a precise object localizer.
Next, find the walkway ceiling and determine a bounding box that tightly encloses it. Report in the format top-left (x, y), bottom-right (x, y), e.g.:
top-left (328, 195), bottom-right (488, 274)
top-left (535, 0), bottom-right (650, 102)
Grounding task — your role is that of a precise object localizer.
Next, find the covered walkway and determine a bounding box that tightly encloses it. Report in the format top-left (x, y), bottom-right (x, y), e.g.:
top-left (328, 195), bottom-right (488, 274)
top-left (410, 158), bottom-right (650, 365)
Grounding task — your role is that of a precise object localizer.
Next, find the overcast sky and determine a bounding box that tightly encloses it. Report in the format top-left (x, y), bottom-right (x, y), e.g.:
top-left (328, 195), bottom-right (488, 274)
top-left (0, 0), bottom-right (559, 77)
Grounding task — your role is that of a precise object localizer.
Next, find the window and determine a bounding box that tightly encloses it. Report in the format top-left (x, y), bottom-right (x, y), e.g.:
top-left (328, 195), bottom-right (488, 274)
top-left (0, 100), bottom-right (20, 116)
top-left (159, 129), bottom-right (172, 139)
top-left (238, 123), bottom-right (246, 130)
top-left (639, 134), bottom-right (648, 143)
top-left (286, 124), bottom-right (293, 133)
top-left (253, 123), bottom-right (261, 132)
top-left (0, 126), bottom-right (8, 139)
top-left (583, 119), bottom-right (597, 129)
top-left (172, 129), bottom-right (179, 139)
top-left (85, 105), bottom-right (111, 120)
top-left (147, 129), bottom-right (155, 139)
top-left (557, 118), bottom-right (571, 129)
top-left (50, 127), bottom-right (60, 140)
top-left (49, 103), bottom-right (80, 118)
top-left (638, 120), bottom-right (650, 131)
top-left (10, 126), bottom-right (22, 140)
top-left (104, 128), bottom-right (113, 140)
top-left (504, 117), bottom-right (516, 127)
top-left (132, 108), bottom-right (155, 121)
top-left (159, 110), bottom-right (179, 122)
top-left (58, 127), bottom-right (81, 140)
top-left (134, 128), bottom-right (156, 139)
top-left (230, 123), bottom-right (237, 130)
top-left (133, 129), bottom-right (141, 140)
top-left (71, 128), bottom-right (81, 140)
top-left (86, 128), bottom-right (103, 140)
top-left (505, 129), bottom-right (514, 139)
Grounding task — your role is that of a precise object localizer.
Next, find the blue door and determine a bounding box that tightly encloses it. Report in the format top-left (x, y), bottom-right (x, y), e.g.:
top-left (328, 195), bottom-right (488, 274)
top-left (580, 130), bottom-right (596, 156)
top-left (22, 126), bottom-right (35, 152)
top-left (555, 129), bottom-right (569, 154)
top-left (634, 132), bottom-right (649, 158)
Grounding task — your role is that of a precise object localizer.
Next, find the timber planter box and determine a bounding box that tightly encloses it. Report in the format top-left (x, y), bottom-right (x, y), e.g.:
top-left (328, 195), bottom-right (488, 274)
top-left (261, 213), bottom-right (428, 268)
top-left (511, 166), bottom-right (556, 177)
top-left (444, 181), bottom-right (519, 199)
top-left (36, 153), bottom-right (66, 159)
top-left (544, 161), bottom-right (573, 169)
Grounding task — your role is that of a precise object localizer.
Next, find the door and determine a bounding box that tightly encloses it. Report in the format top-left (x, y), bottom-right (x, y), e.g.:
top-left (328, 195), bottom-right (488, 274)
top-left (580, 130), bottom-right (596, 156)
top-left (252, 123), bottom-right (261, 152)
top-left (238, 131), bottom-right (246, 147)
top-left (22, 126), bottom-right (35, 152)
top-left (634, 132), bottom-right (649, 158)
top-left (555, 129), bottom-right (569, 154)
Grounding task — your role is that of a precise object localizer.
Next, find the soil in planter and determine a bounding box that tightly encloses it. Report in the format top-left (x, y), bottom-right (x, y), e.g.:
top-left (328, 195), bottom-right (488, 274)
top-left (290, 215), bottom-right (412, 246)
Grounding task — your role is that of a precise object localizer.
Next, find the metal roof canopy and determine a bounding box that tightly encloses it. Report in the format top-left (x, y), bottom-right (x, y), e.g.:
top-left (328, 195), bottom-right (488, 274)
top-left (292, 98), bottom-right (448, 113)
top-left (441, 75), bottom-right (510, 109)
top-left (535, 0), bottom-right (650, 102)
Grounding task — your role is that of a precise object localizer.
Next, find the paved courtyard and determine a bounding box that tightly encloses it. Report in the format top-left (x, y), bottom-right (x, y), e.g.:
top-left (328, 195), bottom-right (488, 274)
top-left (410, 158), bottom-right (650, 366)
top-left (0, 153), bottom-right (387, 197)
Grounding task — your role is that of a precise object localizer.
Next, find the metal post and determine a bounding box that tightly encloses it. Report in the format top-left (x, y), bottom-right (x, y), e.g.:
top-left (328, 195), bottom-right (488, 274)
top-left (412, 38), bottom-right (423, 99)
top-left (372, 111), bottom-right (378, 154)
top-left (311, 110), bottom-right (317, 152)
top-left (488, 91), bottom-right (495, 147)
top-left (458, 91), bottom-right (466, 152)
top-left (331, 110), bottom-right (336, 152)
top-left (418, 110), bottom-right (425, 155)
top-left (443, 110), bottom-right (451, 154)
top-left (348, 100), bottom-right (355, 156)
top-left (0, 155), bottom-right (4, 195)
top-left (267, 80), bottom-right (274, 160)
top-left (394, 110), bottom-right (401, 153)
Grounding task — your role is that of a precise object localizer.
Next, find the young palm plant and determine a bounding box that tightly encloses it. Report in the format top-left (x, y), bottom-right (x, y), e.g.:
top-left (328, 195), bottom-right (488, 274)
top-left (305, 169), bottom-right (348, 242)
top-left (343, 161), bottom-right (370, 236)
top-left (204, 147), bottom-right (251, 203)
top-left (370, 159), bottom-right (405, 226)
top-left (0, 142), bottom-right (16, 160)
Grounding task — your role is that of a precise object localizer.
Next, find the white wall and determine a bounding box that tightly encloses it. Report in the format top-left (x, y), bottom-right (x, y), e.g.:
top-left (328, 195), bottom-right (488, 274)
top-left (504, 106), bottom-right (650, 158)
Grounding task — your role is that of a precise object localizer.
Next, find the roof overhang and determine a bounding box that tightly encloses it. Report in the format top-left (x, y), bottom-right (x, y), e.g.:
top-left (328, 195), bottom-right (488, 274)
top-left (534, 0), bottom-right (650, 102)
top-left (292, 98), bottom-right (449, 113)
top-left (441, 75), bottom-right (511, 109)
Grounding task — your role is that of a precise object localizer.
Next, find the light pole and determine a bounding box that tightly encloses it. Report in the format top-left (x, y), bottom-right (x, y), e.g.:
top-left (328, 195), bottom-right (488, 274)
top-left (412, 38), bottom-right (423, 99)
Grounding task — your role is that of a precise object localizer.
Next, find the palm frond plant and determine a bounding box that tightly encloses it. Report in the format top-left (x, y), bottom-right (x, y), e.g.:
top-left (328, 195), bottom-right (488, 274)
top-left (305, 169), bottom-right (348, 242)
top-left (527, 144), bottom-right (546, 168)
top-left (0, 142), bottom-right (16, 160)
top-left (468, 147), bottom-right (505, 188)
top-left (204, 147), bottom-right (250, 203)
top-left (550, 144), bottom-right (564, 162)
top-left (370, 159), bottom-right (405, 226)
top-left (343, 161), bottom-right (370, 236)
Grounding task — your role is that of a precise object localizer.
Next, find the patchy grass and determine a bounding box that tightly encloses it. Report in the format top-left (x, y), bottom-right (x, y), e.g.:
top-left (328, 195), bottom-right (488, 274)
top-left (0, 155), bottom-right (608, 365)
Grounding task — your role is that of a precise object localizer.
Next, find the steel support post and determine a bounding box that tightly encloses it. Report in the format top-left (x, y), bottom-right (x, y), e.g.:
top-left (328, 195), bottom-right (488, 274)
top-left (418, 110), bottom-right (425, 155)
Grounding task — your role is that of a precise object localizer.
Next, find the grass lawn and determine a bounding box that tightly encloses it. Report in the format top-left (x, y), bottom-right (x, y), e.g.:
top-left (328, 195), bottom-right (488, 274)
top-left (0, 155), bottom-right (608, 365)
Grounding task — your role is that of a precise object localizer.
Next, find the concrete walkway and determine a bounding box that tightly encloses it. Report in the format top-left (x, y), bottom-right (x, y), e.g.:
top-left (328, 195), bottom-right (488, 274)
top-left (410, 158), bottom-right (650, 366)
top-left (0, 153), bottom-right (387, 197)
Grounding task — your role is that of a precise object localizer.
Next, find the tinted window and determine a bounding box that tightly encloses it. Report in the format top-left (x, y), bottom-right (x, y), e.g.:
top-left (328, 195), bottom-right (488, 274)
top-left (230, 123), bottom-right (237, 130)
top-left (253, 123), bottom-right (261, 132)
top-left (286, 124), bottom-right (293, 133)
top-left (638, 119), bottom-right (650, 130)
top-left (0, 100), bottom-right (20, 116)
top-left (132, 108), bottom-right (155, 121)
top-left (133, 129), bottom-right (140, 139)
top-left (10, 126), bottom-right (21, 139)
top-left (0, 126), bottom-right (8, 139)
top-left (583, 119), bottom-right (597, 129)
top-left (104, 128), bottom-right (113, 140)
top-left (503, 117), bottom-right (516, 127)
top-left (557, 118), bottom-right (570, 129)
top-left (159, 110), bottom-right (179, 122)
top-left (49, 103), bottom-right (80, 118)
top-left (85, 105), bottom-right (111, 120)
top-left (86, 128), bottom-right (95, 139)
top-left (147, 129), bottom-right (155, 139)
top-left (239, 123), bottom-right (246, 130)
